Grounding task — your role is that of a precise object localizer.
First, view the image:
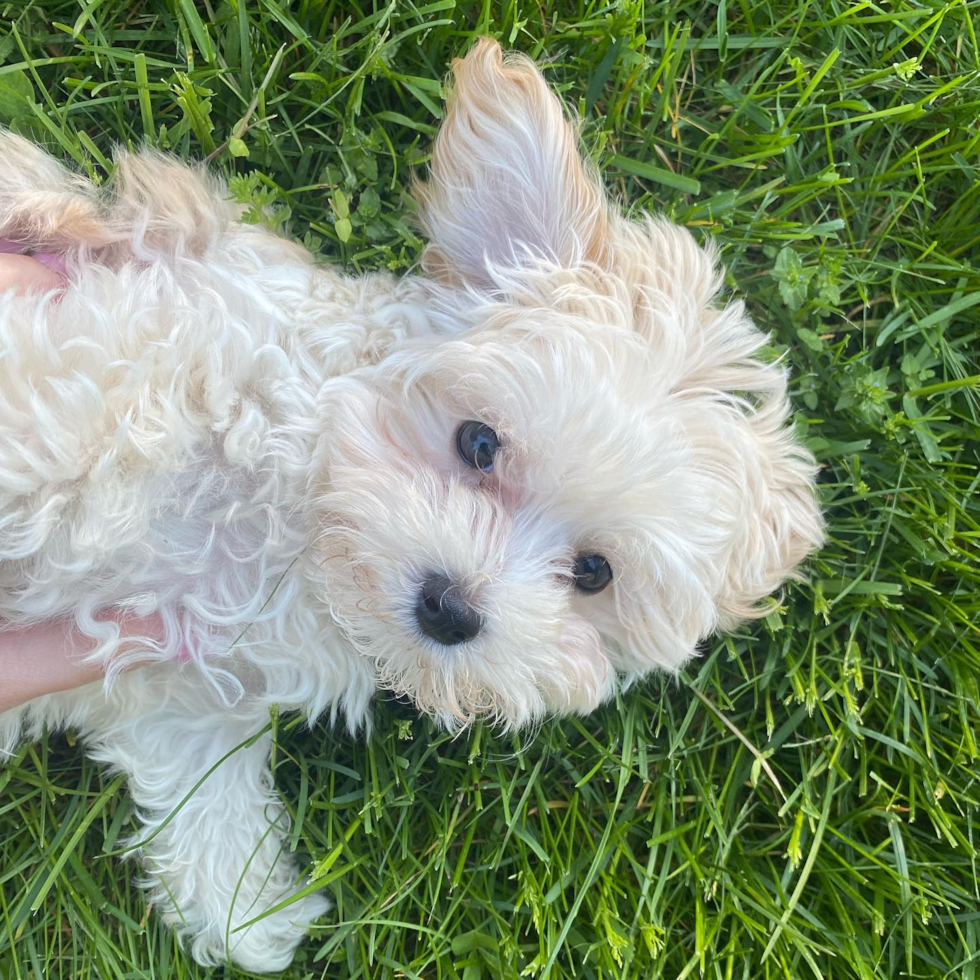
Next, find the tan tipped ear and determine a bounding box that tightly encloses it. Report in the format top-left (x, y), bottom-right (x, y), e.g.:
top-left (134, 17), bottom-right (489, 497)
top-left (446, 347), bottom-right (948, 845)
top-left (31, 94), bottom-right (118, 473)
top-left (109, 149), bottom-right (240, 255)
top-left (414, 38), bottom-right (609, 288)
top-left (0, 132), bottom-right (241, 258)
top-left (0, 130), bottom-right (109, 249)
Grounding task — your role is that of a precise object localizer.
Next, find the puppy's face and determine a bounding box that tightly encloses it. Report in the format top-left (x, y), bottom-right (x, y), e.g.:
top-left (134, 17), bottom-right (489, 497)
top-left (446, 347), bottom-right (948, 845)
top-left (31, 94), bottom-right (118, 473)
top-left (311, 40), bottom-right (823, 730)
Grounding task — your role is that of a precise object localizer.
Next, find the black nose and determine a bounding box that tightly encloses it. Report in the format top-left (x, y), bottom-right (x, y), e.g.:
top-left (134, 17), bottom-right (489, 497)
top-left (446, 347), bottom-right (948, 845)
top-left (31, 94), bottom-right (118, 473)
top-left (415, 574), bottom-right (482, 646)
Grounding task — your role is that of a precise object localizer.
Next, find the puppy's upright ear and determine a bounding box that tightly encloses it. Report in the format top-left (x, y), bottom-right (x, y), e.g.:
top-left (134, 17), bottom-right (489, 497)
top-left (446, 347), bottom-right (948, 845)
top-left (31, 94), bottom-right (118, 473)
top-left (414, 38), bottom-right (609, 287)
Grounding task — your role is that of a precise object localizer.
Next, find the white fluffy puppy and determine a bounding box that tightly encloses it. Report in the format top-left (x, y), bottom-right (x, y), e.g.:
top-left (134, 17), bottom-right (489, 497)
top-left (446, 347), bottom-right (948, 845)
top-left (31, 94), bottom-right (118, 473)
top-left (0, 39), bottom-right (822, 971)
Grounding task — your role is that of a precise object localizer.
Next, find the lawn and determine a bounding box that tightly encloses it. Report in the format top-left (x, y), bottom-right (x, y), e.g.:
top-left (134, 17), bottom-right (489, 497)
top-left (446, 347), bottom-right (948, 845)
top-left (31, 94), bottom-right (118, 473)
top-left (1, 1), bottom-right (979, 978)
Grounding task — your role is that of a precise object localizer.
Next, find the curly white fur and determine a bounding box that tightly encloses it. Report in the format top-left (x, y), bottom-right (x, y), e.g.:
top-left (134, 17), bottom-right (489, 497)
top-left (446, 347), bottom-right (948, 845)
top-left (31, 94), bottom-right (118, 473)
top-left (0, 39), bottom-right (823, 971)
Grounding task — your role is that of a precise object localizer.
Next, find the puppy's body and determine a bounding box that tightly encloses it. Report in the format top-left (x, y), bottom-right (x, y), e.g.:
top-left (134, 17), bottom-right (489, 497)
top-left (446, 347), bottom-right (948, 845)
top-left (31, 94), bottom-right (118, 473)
top-left (0, 210), bottom-right (390, 969)
top-left (0, 41), bottom-right (822, 971)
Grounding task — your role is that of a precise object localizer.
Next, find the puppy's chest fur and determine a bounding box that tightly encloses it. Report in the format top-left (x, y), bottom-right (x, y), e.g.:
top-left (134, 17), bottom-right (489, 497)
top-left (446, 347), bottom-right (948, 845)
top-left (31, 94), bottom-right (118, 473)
top-left (0, 246), bottom-right (427, 636)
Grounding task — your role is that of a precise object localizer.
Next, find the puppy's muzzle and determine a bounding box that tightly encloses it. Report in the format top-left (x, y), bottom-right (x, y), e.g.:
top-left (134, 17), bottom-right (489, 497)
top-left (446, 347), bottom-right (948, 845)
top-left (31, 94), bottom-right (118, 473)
top-left (415, 574), bottom-right (482, 646)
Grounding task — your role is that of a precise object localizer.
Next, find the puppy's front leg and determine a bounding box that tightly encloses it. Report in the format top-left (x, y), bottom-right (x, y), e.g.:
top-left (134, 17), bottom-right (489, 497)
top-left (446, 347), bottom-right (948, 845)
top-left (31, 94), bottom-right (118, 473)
top-left (87, 685), bottom-right (328, 971)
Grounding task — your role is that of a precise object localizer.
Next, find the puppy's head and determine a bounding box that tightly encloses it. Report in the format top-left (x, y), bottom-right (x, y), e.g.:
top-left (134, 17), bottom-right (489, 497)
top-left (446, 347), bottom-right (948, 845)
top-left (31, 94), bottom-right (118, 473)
top-left (311, 40), bottom-right (823, 731)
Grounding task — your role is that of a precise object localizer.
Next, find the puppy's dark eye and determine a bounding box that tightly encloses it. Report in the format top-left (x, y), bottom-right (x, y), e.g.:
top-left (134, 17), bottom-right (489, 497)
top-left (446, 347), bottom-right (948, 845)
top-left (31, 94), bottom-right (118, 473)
top-left (573, 554), bottom-right (613, 594)
top-left (456, 420), bottom-right (500, 473)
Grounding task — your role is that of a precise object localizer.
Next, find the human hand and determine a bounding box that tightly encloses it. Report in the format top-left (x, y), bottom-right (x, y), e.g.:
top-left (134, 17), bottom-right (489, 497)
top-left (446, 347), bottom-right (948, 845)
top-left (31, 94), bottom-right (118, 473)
top-left (0, 614), bottom-right (164, 713)
top-left (0, 249), bottom-right (65, 294)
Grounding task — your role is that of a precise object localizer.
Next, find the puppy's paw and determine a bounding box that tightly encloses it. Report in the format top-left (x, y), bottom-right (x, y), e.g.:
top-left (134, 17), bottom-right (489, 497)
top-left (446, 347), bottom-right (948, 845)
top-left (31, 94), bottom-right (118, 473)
top-left (187, 888), bottom-right (331, 972)
top-left (229, 889), bottom-right (331, 973)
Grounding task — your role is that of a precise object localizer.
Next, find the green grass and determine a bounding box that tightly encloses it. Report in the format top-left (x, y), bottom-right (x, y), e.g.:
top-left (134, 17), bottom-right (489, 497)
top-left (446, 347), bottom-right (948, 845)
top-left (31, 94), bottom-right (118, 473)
top-left (1, 1), bottom-right (979, 978)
